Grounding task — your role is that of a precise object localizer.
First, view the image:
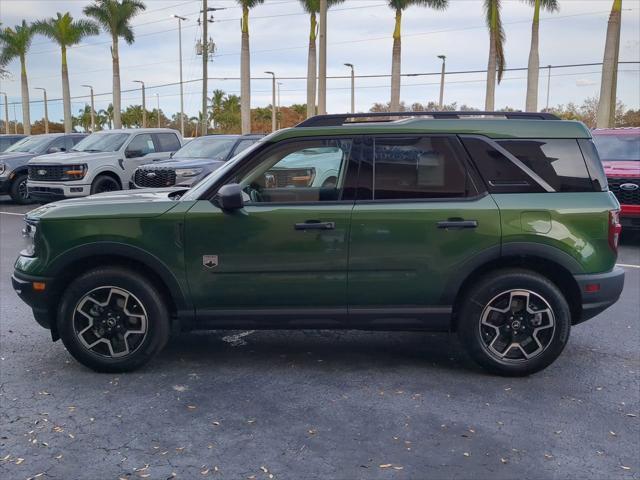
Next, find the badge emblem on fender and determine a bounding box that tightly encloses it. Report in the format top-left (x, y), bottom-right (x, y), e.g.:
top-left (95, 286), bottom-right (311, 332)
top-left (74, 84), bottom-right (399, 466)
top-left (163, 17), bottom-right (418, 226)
top-left (202, 255), bottom-right (219, 269)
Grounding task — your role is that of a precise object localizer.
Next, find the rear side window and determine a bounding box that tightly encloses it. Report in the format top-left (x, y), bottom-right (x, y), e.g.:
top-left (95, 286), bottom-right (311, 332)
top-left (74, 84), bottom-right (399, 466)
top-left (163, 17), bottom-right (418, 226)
top-left (155, 133), bottom-right (181, 152)
top-left (372, 136), bottom-right (473, 200)
top-left (577, 139), bottom-right (608, 191)
top-left (461, 137), bottom-right (544, 193)
top-left (499, 139), bottom-right (595, 192)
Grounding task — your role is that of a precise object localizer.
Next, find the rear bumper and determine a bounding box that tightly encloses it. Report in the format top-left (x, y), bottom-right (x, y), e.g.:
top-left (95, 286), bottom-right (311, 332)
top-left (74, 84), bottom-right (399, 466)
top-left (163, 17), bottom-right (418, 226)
top-left (573, 267), bottom-right (625, 323)
top-left (12, 271), bottom-right (57, 335)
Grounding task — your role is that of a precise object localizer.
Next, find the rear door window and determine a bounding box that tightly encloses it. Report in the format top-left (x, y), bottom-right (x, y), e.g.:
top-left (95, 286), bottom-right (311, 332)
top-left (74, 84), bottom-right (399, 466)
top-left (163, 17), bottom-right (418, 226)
top-left (498, 139), bottom-right (595, 192)
top-left (372, 136), bottom-right (475, 200)
top-left (155, 133), bottom-right (181, 152)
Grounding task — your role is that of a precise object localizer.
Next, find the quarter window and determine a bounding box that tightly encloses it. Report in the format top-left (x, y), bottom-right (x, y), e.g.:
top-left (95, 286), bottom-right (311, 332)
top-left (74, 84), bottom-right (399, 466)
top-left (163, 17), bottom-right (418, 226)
top-left (499, 139), bottom-right (595, 192)
top-left (236, 139), bottom-right (353, 204)
top-left (372, 136), bottom-right (472, 200)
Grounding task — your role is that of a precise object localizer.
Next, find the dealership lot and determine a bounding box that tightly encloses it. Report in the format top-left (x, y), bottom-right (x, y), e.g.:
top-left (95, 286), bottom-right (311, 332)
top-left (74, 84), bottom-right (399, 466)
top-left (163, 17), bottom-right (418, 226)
top-left (0, 198), bottom-right (638, 479)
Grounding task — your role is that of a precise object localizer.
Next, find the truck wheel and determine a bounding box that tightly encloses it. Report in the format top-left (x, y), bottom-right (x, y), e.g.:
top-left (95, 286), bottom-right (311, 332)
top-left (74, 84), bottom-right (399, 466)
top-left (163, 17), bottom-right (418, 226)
top-left (457, 269), bottom-right (571, 376)
top-left (57, 267), bottom-right (170, 372)
top-left (9, 173), bottom-right (31, 204)
top-left (90, 175), bottom-right (120, 195)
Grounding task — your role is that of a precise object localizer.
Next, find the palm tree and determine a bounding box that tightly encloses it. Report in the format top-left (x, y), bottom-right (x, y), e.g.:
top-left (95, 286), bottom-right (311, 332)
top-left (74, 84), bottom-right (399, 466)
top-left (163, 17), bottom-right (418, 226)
top-left (0, 21), bottom-right (36, 134)
top-left (84, 0), bottom-right (146, 129)
top-left (484, 0), bottom-right (505, 111)
top-left (524, 0), bottom-right (558, 112)
top-left (596, 0), bottom-right (623, 128)
top-left (33, 13), bottom-right (99, 133)
top-left (298, 0), bottom-right (344, 118)
top-left (99, 103), bottom-right (114, 129)
top-left (388, 1), bottom-right (448, 112)
top-left (237, 0), bottom-right (265, 134)
top-left (210, 88), bottom-right (225, 129)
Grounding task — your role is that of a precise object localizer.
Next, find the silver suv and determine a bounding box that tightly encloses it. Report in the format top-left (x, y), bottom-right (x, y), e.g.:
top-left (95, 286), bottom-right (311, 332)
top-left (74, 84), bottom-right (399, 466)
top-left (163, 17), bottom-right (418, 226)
top-left (27, 128), bottom-right (182, 201)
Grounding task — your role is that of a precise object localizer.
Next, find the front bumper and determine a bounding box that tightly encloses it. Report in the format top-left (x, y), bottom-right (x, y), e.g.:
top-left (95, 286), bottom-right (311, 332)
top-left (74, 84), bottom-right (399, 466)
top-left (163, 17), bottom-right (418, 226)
top-left (27, 181), bottom-right (90, 201)
top-left (0, 177), bottom-right (10, 194)
top-left (12, 270), bottom-right (58, 336)
top-left (573, 267), bottom-right (625, 323)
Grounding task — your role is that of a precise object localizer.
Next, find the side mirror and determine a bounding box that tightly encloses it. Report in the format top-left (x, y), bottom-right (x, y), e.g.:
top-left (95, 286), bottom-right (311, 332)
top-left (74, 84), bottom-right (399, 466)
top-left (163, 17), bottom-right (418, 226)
top-left (216, 183), bottom-right (244, 211)
top-left (48, 146), bottom-right (62, 153)
top-left (125, 149), bottom-right (143, 158)
top-left (169, 151), bottom-right (175, 158)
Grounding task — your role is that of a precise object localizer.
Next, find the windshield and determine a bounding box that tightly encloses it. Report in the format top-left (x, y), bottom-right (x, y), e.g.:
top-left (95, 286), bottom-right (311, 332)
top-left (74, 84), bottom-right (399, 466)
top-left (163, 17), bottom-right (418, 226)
top-left (73, 133), bottom-right (129, 153)
top-left (593, 134), bottom-right (640, 161)
top-left (181, 138), bottom-right (266, 201)
top-left (174, 136), bottom-right (237, 160)
top-left (4, 135), bottom-right (53, 153)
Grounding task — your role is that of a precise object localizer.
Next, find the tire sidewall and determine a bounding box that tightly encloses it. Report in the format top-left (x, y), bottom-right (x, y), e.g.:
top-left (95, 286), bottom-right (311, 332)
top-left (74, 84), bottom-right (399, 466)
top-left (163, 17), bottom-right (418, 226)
top-left (10, 173), bottom-right (30, 204)
top-left (91, 175), bottom-right (120, 195)
top-left (57, 268), bottom-right (170, 372)
top-left (458, 270), bottom-right (571, 376)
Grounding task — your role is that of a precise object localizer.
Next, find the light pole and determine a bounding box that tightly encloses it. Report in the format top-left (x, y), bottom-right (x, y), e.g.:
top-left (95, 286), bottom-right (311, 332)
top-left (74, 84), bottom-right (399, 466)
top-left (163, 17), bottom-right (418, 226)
top-left (0, 91), bottom-right (10, 134)
top-left (264, 71), bottom-right (276, 132)
top-left (344, 63), bottom-right (354, 114)
top-left (277, 82), bottom-right (282, 129)
top-left (133, 80), bottom-right (146, 128)
top-left (34, 88), bottom-right (49, 133)
top-left (545, 64), bottom-right (552, 110)
top-left (437, 55), bottom-right (446, 110)
top-left (173, 14), bottom-right (188, 136)
top-left (81, 84), bottom-right (95, 132)
top-left (156, 93), bottom-right (161, 128)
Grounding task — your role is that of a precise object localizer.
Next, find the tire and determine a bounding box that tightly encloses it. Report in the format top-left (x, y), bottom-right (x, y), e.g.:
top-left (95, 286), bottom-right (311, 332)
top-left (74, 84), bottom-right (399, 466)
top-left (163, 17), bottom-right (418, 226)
top-left (57, 267), bottom-right (170, 372)
top-left (457, 269), bottom-right (571, 376)
top-left (90, 175), bottom-right (121, 195)
top-left (9, 173), bottom-right (31, 204)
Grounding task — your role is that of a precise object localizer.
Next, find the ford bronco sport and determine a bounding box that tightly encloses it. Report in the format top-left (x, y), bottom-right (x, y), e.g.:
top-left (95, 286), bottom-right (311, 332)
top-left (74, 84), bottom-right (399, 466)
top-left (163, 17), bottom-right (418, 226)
top-left (12, 112), bottom-right (624, 375)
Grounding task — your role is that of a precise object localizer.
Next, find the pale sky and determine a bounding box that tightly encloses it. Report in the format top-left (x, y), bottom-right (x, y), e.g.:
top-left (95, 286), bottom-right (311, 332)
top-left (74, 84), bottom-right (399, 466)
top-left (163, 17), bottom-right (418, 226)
top-left (0, 0), bottom-right (639, 123)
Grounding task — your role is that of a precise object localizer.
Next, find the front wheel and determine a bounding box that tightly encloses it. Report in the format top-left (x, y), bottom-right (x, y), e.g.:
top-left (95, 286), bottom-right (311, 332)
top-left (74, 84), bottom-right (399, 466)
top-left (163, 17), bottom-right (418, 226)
top-left (457, 269), bottom-right (571, 376)
top-left (57, 267), bottom-right (170, 372)
top-left (9, 173), bottom-right (32, 204)
top-left (90, 175), bottom-right (121, 195)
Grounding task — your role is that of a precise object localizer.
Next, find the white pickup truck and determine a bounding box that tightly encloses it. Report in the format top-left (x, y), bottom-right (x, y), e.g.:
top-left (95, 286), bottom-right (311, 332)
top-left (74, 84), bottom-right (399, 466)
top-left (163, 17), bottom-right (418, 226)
top-left (27, 128), bottom-right (182, 201)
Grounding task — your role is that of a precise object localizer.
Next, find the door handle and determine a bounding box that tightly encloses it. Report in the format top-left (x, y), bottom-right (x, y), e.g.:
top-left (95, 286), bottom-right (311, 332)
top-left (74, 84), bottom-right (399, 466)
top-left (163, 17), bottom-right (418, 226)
top-left (437, 219), bottom-right (478, 229)
top-left (294, 221), bottom-right (336, 231)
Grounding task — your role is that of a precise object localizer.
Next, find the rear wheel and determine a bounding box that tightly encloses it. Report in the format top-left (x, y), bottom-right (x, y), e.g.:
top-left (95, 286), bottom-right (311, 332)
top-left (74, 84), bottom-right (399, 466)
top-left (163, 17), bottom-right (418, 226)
top-left (57, 267), bottom-right (170, 372)
top-left (9, 173), bottom-right (31, 204)
top-left (90, 175), bottom-right (121, 195)
top-left (457, 269), bottom-right (571, 376)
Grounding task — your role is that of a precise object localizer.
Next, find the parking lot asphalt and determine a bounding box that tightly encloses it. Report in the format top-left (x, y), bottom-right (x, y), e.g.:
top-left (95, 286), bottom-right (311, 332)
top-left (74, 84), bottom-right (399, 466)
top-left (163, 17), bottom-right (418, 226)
top-left (0, 197), bottom-right (638, 480)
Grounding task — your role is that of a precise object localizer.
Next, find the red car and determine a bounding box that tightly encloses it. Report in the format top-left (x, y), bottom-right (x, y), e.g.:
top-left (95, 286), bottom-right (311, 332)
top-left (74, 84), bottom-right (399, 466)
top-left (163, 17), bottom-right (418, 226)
top-left (592, 128), bottom-right (640, 230)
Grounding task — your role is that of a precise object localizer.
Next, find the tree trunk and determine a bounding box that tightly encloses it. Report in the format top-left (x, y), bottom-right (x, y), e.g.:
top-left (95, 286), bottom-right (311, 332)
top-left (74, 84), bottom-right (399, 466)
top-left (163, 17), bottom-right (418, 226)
top-left (306, 12), bottom-right (317, 118)
top-left (20, 54), bottom-right (31, 135)
top-left (525, 0), bottom-right (540, 112)
top-left (240, 5), bottom-right (251, 134)
top-left (390, 8), bottom-right (402, 112)
top-left (61, 46), bottom-right (72, 133)
top-left (597, 0), bottom-right (622, 128)
top-left (112, 36), bottom-right (122, 129)
top-left (485, 27), bottom-right (497, 111)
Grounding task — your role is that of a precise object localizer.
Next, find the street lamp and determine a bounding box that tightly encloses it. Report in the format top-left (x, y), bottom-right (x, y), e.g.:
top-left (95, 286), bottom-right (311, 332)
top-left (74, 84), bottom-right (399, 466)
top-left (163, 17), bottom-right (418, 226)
top-left (344, 63), bottom-right (355, 114)
top-left (277, 82), bottom-right (283, 130)
top-left (437, 55), bottom-right (446, 110)
top-left (0, 91), bottom-right (10, 134)
top-left (264, 71), bottom-right (276, 132)
top-left (173, 15), bottom-right (188, 136)
top-left (156, 93), bottom-right (161, 128)
top-left (34, 88), bottom-right (49, 133)
top-left (81, 84), bottom-right (95, 132)
top-left (133, 80), bottom-right (146, 128)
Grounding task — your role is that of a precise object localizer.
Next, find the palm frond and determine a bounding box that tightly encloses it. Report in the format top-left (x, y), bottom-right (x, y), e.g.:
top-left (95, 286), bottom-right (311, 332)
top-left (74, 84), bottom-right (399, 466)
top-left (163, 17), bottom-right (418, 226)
top-left (389, 0), bottom-right (447, 10)
top-left (522, 0), bottom-right (559, 12)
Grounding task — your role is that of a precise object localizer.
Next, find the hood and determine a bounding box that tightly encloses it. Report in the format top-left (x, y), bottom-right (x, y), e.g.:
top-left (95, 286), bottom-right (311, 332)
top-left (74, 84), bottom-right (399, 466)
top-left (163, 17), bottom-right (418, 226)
top-left (26, 188), bottom-right (186, 221)
top-left (29, 150), bottom-right (115, 164)
top-left (0, 152), bottom-right (35, 165)
top-left (602, 160), bottom-right (640, 178)
top-left (141, 157), bottom-right (225, 169)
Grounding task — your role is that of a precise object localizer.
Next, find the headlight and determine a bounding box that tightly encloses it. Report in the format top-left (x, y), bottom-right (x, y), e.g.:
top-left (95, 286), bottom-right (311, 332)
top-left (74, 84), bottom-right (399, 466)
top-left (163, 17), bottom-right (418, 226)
top-left (0, 163), bottom-right (5, 175)
top-left (175, 168), bottom-right (203, 178)
top-left (21, 220), bottom-right (38, 257)
top-left (60, 164), bottom-right (87, 180)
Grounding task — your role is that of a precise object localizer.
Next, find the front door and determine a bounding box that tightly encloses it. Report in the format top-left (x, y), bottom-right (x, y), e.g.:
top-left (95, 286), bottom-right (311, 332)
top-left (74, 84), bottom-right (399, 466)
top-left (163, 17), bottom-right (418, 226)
top-left (348, 135), bottom-right (501, 327)
top-left (184, 137), bottom-right (360, 324)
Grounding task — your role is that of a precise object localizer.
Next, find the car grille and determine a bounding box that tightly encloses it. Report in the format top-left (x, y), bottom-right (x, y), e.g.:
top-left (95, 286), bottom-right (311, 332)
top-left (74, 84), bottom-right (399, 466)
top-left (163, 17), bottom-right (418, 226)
top-left (28, 165), bottom-right (65, 181)
top-left (608, 177), bottom-right (640, 205)
top-left (134, 168), bottom-right (177, 188)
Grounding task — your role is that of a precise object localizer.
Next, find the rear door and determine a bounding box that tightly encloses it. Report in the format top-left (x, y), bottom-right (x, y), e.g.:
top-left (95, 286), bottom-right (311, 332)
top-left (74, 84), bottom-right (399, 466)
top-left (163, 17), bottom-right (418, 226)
top-left (347, 134), bottom-right (501, 327)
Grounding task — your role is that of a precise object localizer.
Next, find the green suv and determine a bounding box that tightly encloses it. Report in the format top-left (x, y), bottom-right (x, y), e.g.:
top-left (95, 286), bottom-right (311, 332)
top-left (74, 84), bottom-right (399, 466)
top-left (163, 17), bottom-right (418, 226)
top-left (12, 112), bottom-right (625, 375)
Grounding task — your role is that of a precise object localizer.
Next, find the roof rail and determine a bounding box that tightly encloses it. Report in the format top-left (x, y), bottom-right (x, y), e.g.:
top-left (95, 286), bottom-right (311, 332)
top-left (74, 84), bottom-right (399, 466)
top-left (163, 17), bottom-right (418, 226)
top-left (296, 111), bottom-right (560, 127)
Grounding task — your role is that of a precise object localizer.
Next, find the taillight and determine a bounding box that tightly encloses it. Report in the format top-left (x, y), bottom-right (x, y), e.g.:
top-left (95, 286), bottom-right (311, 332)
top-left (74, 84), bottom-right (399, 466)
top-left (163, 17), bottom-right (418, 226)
top-left (608, 210), bottom-right (622, 252)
